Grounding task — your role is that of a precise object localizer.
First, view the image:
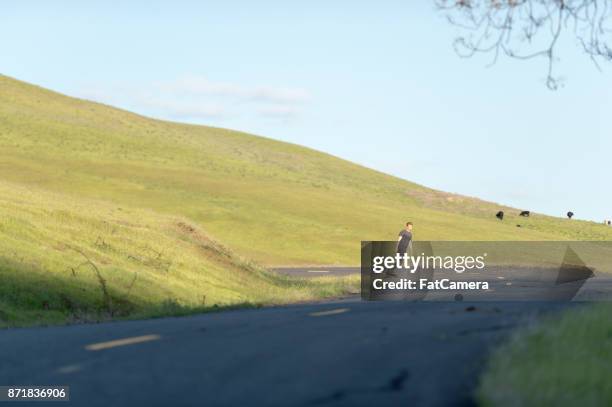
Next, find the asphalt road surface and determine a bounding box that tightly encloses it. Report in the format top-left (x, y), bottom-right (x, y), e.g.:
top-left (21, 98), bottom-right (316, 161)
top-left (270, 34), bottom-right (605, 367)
top-left (272, 266), bottom-right (359, 277)
top-left (4, 267), bottom-right (608, 406)
top-left (0, 293), bottom-right (574, 406)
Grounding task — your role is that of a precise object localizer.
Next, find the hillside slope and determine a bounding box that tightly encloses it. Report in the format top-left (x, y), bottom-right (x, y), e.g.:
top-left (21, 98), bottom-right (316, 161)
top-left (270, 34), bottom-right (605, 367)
top-left (0, 179), bottom-right (354, 327)
top-left (1, 74), bottom-right (611, 267)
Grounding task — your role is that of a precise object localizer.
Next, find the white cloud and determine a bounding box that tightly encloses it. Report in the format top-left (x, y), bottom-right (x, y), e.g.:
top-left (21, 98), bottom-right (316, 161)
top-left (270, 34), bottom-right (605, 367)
top-left (75, 75), bottom-right (311, 124)
top-left (160, 75), bottom-right (311, 104)
top-left (257, 105), bottom-right (300, 119)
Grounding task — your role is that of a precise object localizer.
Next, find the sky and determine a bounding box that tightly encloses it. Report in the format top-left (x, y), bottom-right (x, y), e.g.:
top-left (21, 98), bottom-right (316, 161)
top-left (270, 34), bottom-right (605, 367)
top-left (2, 1), bottom-right (611, 221)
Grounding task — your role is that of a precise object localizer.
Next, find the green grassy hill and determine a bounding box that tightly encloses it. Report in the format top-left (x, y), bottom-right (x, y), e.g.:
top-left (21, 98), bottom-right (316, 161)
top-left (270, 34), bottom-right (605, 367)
top-left (0, 179), bottom-right (354, 327)
top-left (2, 75), bottom-right (611, 266)
top-left (1, 74), bottom-right (611, 326)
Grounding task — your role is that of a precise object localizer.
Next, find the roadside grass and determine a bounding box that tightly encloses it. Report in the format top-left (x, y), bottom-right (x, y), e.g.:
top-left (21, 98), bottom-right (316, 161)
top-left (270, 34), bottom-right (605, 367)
top-left (477, 303), bottom-right (612, 406)
top-left (2, 75), bottom-right (612, 267)
top-left (0, 181), bottom-right (358, 328)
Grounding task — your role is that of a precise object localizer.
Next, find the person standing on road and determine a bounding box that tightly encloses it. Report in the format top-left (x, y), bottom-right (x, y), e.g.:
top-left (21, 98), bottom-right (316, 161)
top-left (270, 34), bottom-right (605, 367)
top-left (385, 222), bottom-right (413, 278)
top-left (396, 222), bottom-right (413, 255)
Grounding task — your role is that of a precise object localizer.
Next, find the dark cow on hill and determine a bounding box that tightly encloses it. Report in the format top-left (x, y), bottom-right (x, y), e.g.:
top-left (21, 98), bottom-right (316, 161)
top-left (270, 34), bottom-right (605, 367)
top-left (567, 211), bottom-right (574, 219)
top-left (520, 211), bottom-right (530, 217)
top-left (496, 211), bottom-right (504, 220)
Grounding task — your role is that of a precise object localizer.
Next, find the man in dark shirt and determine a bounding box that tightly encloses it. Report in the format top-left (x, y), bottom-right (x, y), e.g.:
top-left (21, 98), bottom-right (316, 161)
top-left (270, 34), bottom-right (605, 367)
top-left (385, 222), bottom-right (413, 278)
top-left (397, 222), bottom-right (413, 254)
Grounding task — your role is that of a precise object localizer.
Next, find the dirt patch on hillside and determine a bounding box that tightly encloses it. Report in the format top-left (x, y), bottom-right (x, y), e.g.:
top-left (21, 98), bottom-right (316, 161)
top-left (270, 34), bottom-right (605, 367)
top-left (405, 188), bottom-right (511, 216)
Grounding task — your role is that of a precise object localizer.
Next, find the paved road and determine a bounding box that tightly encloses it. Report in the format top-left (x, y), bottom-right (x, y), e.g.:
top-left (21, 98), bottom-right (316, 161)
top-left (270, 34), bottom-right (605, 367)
top-left (271, 266), bottom-right (359, 277)
top-left (0, 297), bottom-right (572, 407)
top-left (273, 266), bottom-right (612, 301)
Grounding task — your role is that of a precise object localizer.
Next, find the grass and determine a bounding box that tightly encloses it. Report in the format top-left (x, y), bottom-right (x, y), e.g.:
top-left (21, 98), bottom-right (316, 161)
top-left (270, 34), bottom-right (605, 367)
top-left (0, 180), bottom-right (358, 327)
top-left (477, 303), bottom-right (612, 406)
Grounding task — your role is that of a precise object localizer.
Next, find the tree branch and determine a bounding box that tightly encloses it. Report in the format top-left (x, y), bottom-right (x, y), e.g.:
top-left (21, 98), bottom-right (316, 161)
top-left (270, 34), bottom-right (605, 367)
top-left (437, 0), bottom-right (612, 89)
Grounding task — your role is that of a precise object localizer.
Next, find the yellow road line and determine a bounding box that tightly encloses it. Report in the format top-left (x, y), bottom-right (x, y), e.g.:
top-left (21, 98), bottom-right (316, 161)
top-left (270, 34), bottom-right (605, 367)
top-left (309, 308), bottom-right (350, 317)
top-left (56, 364), bottom-right (82, 374)
top-left (85, 334), bottom-right (161, 351)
